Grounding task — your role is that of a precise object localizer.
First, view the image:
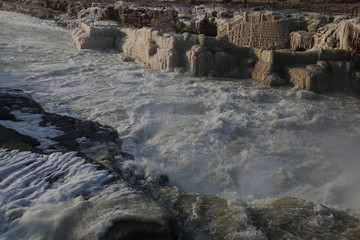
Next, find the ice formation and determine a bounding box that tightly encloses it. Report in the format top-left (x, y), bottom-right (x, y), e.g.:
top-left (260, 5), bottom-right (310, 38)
top-left (71, 5), bottom-right (360, 94)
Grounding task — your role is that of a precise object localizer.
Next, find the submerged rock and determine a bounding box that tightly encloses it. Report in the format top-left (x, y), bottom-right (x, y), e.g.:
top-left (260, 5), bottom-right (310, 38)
top-left (249, 197), bottom-right (360, 240)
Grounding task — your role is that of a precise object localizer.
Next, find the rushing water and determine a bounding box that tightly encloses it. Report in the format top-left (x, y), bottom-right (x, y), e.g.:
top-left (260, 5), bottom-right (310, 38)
top-left (1, 9), bottom-right (360, 222)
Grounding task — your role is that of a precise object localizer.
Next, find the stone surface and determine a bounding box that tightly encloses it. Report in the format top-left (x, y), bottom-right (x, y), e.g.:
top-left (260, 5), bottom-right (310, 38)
top-left (0, 125), bottom-right (41, 153)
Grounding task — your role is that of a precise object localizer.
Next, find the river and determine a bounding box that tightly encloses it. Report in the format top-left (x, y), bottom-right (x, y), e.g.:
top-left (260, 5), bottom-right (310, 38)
top-left (1, 10), bottom-right (360, 239)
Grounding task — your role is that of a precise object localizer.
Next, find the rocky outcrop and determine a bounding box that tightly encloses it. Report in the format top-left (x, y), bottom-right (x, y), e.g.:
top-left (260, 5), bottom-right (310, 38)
top-left (248, 48), bottom-right (360, 93)
top-left (72, 21), bottom-right (123, 49)
top-left (72, 18), bottom-right (360, 94)
top-left (0, 0), bottom-right (81, 19)
top-left (0, 88), bottom-right (126, 163)
top-left (73, 22), bottom-right (246, 77)
top-left (0, 125), bottom-right (42, 153)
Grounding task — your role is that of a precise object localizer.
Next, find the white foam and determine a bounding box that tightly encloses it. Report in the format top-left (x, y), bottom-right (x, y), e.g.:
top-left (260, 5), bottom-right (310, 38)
top-left (0, 111), bottom-right (64, 151)
top-left (0, 150), bottom-right (111, 239)
top-left (0, 149), bottom-right (173, 239)
top-left (0, 10), bottom-right (63, 30)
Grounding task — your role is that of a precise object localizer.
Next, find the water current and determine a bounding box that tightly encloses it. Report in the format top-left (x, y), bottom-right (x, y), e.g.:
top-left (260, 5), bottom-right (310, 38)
top-left (1, 10), bottom-right (360, 214)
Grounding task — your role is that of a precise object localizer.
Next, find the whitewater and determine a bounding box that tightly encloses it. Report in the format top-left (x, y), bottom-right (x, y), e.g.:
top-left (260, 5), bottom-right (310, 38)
top-left (1, 10), bottom-right (360, 238)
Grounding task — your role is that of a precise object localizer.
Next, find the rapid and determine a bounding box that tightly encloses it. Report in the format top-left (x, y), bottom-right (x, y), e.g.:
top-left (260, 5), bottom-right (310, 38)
top-left (1, 10), bottom-right (360, 239)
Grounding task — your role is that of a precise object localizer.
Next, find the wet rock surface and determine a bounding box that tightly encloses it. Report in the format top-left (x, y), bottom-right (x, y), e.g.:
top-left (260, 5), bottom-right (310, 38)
top-left (249, 197), bottom-right (360, 240)
top-left (0, 125), bottom-right (41, 153)
top-left (0, 88), bottom-right (126, 161)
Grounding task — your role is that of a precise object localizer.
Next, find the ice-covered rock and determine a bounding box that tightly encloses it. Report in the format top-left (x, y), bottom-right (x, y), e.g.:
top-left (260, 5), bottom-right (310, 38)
top-left (312, 18), bottom-right (360, 52)
top-left (290, 30), bottom-right (315, 51)
top-left (286, 64), bottom-right (330, 94)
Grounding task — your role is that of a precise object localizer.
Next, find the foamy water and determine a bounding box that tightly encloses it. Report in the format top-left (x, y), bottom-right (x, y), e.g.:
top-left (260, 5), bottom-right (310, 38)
top-left (1, 9), bottom-right (360, 215)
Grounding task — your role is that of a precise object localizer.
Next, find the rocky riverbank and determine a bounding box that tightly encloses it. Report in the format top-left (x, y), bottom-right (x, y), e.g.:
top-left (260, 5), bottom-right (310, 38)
top-left (0, 88), bottom-right (176, 239)
top-left (71, 2), bottom-right (360, 94)
top-left (1, 88), bottom-right (360, 240)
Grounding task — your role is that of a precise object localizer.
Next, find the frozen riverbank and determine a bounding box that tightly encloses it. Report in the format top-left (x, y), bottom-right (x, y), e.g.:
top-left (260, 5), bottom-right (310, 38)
top-left (1, 10), bottom-right (360, 239)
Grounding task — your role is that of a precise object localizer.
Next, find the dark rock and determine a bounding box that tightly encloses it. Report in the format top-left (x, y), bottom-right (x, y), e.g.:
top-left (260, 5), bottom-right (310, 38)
top-left (67, 1), bottom-right (88, 16)
top-left (199, 16), bottom-right (217, 37)
top-left (117, 7), bottom-right (163, 29)
top-left (0, 88), bottom-right (44, 114)
top-left (41, 113), bottom-right (120, 152)
top-left (0, 125), bottom-right (41, 153)
top-left (0, 88), bottom-right (129, 163)
top-left (157, 174), bottom-right (169, 186)
top-left (97, 6), bottom-right (118, 21)
top-left (153, 10), bottom-right (177, 33)
top-left (0, 106), bottom-right (16, 121)
top-left (100, 221), bottom-right (172, 240)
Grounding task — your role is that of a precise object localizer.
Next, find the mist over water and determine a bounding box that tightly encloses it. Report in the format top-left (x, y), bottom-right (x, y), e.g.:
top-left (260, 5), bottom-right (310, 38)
top-left (1, 10), bottom-right (360, 211)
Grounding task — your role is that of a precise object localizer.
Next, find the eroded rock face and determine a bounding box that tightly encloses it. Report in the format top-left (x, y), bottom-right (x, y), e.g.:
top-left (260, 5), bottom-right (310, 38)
top-left (72, 19), bottom-right (360, 94)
